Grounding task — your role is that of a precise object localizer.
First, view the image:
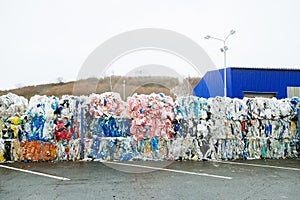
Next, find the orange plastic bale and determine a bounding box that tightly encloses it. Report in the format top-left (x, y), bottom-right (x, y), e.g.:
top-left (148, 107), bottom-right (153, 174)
top-left (21, 141), bottom-right (42, 161)
top-left (41, 142), bottom-right (57, 161)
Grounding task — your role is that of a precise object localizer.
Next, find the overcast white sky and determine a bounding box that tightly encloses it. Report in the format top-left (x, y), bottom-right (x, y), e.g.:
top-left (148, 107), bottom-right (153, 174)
top-left (0, 0), bottom-right (299, 90)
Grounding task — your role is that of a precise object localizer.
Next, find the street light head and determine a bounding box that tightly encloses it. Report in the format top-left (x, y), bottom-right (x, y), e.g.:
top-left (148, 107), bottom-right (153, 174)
top-left (230, 30), bottom-right (236, 35)
top-left (220, 46), bottom-right (228, 53)
top-left (204, 35), bottom-right (211, 39)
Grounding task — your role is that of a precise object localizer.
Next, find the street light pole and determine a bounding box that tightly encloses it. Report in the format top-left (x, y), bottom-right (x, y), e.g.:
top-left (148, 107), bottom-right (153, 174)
top-left (223, 40), bottom-right (227, 97)
top-left (123, 79), bottom-right (126, 100)
top-left (204, 30), bottom-right (235, 97)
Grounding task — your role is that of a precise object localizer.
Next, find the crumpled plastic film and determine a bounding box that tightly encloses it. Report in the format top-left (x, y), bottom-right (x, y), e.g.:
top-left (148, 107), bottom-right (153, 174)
top-left (82, 137), bottom-right (170, 161)
top-left (20, 140), bottom-right (56, 162)
top-left (127, 93), bottom-right (174, 140)
top-left (0, 93), bottom-right (27, 142)
top-left (174, 96), bottom-right (208, 120)
top-left (11, 139), bottom-right (23, 161)
top-left (20, 95), bottom-right (58, 141)
top-left (55, 139), bottom-right (81, 161)
top-left (170, 96), bottom-right (213, 161)
top-left (86, 93), bottom-right (127, 138)
top-left (53, 95), bottom-right (80, 141)
top-left (0, 93), bottom-right (28, 119)
top-left (0, 93), bottom-right (28, 162)
top-left (53, 95), bottom-right (82, 161)
top-left (211, 97), bottom-right (300, 160)
top-left (21, 140), bottom-right (42, 161)
top-left (0, 92), bottom-right (299, 162)
top-left (81, 93), bottom-right (127, 160)
top-left (169, 96), bottom-right (300, 161)
top-left (1, 116), bottom-right (21, 140)
top-left (89, 92), bottom-right (126, 118)
top-left (41, 141), bottom-right (57, 161)
top-left (0, 139), bottom-right (5, 162)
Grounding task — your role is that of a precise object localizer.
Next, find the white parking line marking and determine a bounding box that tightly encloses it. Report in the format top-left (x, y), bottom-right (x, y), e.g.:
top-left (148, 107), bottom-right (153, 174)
top-left (0, 164), bottom-right (71, 181)
top-left (102, 161), bottom-right (232, 180)
top-left (217, 161), bottom-right (300, 171)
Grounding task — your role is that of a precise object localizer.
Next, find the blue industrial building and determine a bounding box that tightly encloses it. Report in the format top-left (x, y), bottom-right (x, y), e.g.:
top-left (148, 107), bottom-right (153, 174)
top-left (193, 67), bottom-right (300, 99)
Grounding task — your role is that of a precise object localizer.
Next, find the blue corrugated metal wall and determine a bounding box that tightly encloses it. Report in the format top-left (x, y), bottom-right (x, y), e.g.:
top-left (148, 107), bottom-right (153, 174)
top-left (193, 67), bottom-right (300, 99)
top-left (230, 68), bottom-right (300, 99)
top-left (193, 69), bottom-right (224, 98)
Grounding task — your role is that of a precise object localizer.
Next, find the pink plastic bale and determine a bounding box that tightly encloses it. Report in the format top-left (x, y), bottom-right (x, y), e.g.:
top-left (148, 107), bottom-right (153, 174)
top-left (127, 93), bottom-right (174, 140)
top-left (89, 92), bottom-right (125, 118)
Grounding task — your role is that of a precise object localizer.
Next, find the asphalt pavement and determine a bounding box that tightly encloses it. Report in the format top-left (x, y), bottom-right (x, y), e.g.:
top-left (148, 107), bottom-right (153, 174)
top-left (0, 159), bottom-right (299, 200)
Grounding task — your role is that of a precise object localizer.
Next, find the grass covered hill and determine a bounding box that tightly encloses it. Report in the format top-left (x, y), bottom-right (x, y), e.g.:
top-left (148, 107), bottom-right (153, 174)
top-left (0, 76), bottom-right (200, 100)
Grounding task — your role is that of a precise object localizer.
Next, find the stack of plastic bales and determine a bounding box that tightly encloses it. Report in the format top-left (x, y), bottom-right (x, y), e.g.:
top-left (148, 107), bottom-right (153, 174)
top-left (54, 95), bottom-right (82, 161)
top-left (205, 97), bottom-right (248, 160)
top-left (19, 95), bottom-right (58, 161)
top-left (1, 91), bottom-right (299, 162)
top-left (240, 97), bottom-right (299, 159)
top-left (170, 96), bottom-right (299, 161)
top-left (0, 93), bottom-right (28, 162)
top-left (126, 93), bottom-right (174, 160)
top-left (84, 92), bottom-right (128, 160)
top-left (171, 96), bottom-right (210, 161)
top-left (209, 97), bottom-right (299, 160)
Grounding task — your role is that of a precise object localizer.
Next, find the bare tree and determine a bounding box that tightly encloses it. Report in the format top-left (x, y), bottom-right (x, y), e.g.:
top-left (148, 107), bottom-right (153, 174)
top-left (15, 83), bottom-right (25, 88)
top-left (56, 77), bottom-right (64, 83)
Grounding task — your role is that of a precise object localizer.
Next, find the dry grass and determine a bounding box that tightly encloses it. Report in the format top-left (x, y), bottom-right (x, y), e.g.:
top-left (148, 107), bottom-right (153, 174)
top-left (0, 76), bottom-right (200, 100)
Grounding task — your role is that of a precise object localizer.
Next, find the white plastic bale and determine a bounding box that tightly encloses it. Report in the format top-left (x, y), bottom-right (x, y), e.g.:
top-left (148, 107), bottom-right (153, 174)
top-left (0, 93), bottom-right (28, 118)
top-left (279, 99), bottom-right (294, 119)
top-left (169, 136), bottom-right (183, 160)
top-left (59, 95), bottom-right (78, 119)
top-left (233, 98), bottom-right (248, 121)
